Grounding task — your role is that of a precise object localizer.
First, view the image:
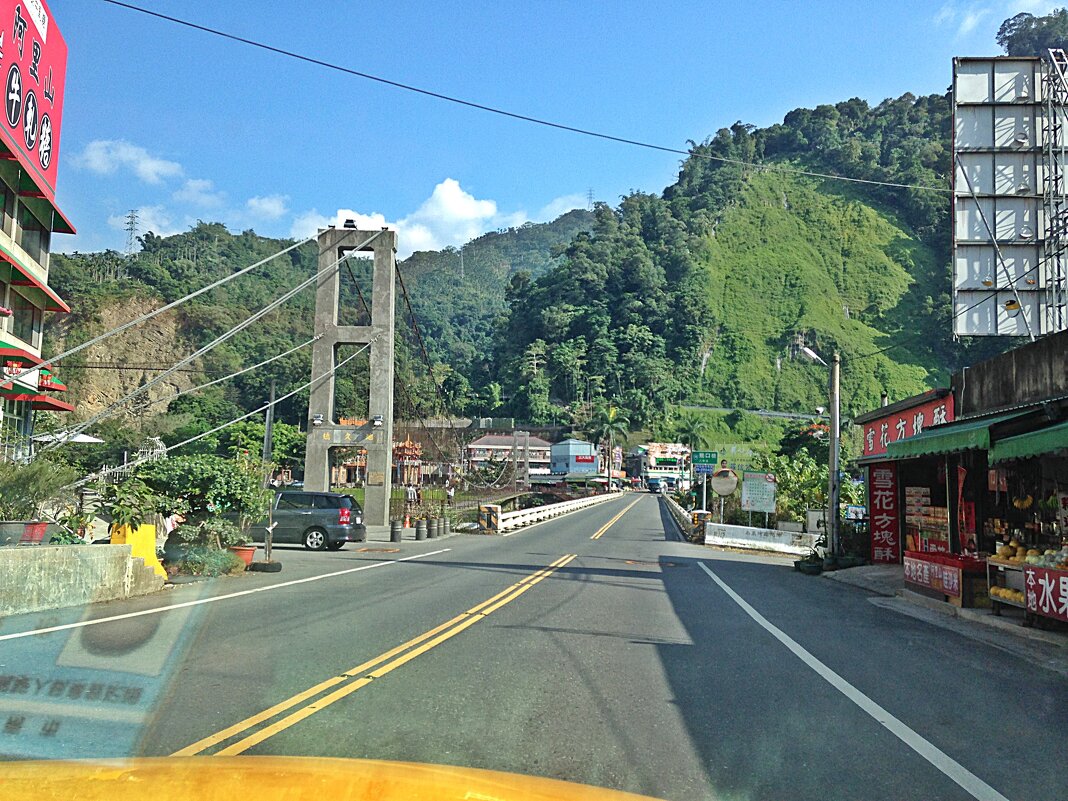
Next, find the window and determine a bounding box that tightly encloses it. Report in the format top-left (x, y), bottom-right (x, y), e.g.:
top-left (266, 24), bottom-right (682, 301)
top-left (0, 181), bottom-right (14, 235)
top-left (0, 397), bottom-right (29, 462)
top-left (10, 289), bottom-right (42, 348)
top-left (277, 493), bottom-right (314, 509)
top-left (17, 206), bottom-right (49, 267)
top-left (313, 494), bottom-right (355, 510)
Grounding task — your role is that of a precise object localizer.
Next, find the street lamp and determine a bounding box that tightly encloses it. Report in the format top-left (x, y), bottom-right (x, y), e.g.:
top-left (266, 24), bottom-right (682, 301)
top-left (801, 347), bottom-right (841, 557)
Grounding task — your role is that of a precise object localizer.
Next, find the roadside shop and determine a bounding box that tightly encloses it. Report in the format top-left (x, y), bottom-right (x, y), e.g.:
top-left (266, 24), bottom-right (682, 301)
top-left (854, 330), bottom-right (1068, 623)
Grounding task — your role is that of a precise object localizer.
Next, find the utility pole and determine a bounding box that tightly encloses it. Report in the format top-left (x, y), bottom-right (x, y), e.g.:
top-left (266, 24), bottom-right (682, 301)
top-left (828, 351), bottom-right (841, 557)
top-left (262, 379), bottom-right (276, 564)
top-left (523, 430), bottom-right (530, 488)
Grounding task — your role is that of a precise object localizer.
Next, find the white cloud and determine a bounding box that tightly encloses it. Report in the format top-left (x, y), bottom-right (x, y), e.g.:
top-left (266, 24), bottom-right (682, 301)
top-left (75, 140), bottom-right (183, 184)
top-left (173, 178), bottom-right (225, 207)
top-left (934, 2), bottom-right (1061, 39)
top-left (289, 180), bottom-right (589, 257)
top-left (289, 209), bottom-right (332, 239)
top-left (535, 193), bottom-right (586, 222)
top-left (959, 8), bottom-right (990, 35)
top-left (247, 194), bottom-right (289, 220)
top-left (107, 205), bottom-right (181, 238)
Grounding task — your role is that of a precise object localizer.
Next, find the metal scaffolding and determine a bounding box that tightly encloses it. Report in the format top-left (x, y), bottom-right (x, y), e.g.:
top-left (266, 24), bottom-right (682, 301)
top-left (1043, 48), bottom-right (1068, 334)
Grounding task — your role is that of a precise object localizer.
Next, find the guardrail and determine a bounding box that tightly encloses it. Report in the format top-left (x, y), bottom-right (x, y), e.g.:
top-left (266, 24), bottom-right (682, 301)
top-left (661, 494), bottom-right (696, 540)
top-left (481, 491), bottom-right (625, 533)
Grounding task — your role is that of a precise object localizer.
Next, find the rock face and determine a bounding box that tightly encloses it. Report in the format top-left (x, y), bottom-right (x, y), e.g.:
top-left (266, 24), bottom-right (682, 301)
top-left (46, 296), bottom-right (200, 421)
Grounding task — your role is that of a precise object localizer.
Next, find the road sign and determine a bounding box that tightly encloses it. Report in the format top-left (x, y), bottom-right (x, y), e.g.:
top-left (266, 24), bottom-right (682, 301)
top-left (741, 471), bottom-right (777, 513)
top-left (709, 468), bottom-right (738, 496)
top-left (694, 463), bottom-right (716, 475)
top-left (692, 451), bottom-right (718, 464)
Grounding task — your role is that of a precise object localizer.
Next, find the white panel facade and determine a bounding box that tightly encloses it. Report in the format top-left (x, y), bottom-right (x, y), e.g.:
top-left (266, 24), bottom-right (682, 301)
top-left (953, 56), bottom-right (1053, 337)
top-left (993, 197), bottom-right (1039, 239)
top-left (955, 107), bottom-right (992, 148)
top-left (992, 60), bottom-right (1037, 102)
top-left (955, 61), bottom-right (992, 103)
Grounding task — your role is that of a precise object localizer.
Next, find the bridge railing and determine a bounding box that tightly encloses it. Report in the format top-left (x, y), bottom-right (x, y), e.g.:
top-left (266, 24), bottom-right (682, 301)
top-left (480, 491), bottom-right (624, 533)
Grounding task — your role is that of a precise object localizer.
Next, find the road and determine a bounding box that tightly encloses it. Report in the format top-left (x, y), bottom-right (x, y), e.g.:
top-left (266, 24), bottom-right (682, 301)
top-left (2, 494), bottom-right (1067, 800)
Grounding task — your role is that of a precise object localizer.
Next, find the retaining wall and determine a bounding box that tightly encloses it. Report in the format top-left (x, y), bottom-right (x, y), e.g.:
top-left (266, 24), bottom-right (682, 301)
top-left (0, 545), bottom-right (165, 617)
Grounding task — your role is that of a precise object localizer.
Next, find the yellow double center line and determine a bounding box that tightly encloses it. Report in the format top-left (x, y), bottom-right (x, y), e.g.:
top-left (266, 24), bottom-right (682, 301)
top-left (174, 553), bottom-right (578, 757)
top-left (590, 497), bottom-right (641, 539)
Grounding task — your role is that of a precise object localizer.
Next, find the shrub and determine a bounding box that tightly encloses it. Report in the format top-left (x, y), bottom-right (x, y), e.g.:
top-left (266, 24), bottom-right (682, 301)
top-left (170, 546), bottom-right (245, 577)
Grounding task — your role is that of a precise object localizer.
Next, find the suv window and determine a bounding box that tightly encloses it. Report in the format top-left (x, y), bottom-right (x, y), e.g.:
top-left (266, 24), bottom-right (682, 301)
top-left (277, 493), bottom-right (314, 509)
top-left (311, 494), bottom-right (356, 510)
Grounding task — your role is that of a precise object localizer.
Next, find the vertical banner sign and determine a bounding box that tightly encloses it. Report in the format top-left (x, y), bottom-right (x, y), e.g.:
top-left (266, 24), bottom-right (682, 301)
top-left (869, 462), bottom-right (901, 564)
top-left (0, 0), bottom-right (67, 203)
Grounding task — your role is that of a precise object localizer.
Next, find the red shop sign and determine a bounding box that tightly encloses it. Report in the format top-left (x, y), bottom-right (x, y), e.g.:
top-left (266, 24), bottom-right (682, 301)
top-left (869, 462), bottom-right (900, 564)
top-left (1024, 566), bottom-right (1068, 623)
top-left (574, 455), bottom-right (596, 463)
top-left (0, 0), bottom-right (68, 203)
top-left (861, 395), bottom-right (955, 458)
top-left (904, 554), bottom-right (962, 597)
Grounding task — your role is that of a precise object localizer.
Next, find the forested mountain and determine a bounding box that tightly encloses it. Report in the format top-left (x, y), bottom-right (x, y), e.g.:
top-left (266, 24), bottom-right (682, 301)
top-left (49, 9), bottom-right (1064, 457)
top-left (44, 212), bottom-right (594, 457)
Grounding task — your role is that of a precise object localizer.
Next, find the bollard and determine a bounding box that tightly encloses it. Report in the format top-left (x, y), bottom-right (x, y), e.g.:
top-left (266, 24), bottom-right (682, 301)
top-left (415, 519), bottom-right (427, 540)
top-left (442, 518), bottom-right (451, 537)
top-left (390, 520), bottom-right (402, 543)
top-left (428, 518), bottom-right (438, 539)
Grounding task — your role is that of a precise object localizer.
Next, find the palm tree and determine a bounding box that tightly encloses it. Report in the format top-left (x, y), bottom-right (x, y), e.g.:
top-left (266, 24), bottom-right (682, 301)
top-left (674, 413), bottom-right (711, 503)
top-left (674, 413), bottom-right (710, 451)
top-left (587, 405), bottom-right (630, 482)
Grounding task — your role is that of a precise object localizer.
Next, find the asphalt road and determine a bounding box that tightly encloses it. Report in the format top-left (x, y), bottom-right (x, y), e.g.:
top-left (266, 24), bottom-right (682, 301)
top-left (2, 494), bottom-right (1066, 801)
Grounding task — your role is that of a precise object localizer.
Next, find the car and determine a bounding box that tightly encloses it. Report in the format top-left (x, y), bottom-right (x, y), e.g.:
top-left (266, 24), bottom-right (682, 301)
top-left (248, 490), bottom-right (367, 550)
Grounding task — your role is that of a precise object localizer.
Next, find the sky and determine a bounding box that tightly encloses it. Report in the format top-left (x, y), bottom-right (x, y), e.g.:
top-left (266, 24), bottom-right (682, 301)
top-left (48, 0), bottom-right (1061, 257)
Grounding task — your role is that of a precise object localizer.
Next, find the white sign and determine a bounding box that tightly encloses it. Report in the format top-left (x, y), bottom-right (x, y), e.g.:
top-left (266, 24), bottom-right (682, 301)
top-left (741, 472), bottom-right (776, 513)
top-left (705, 523), bottom-right (816, 556)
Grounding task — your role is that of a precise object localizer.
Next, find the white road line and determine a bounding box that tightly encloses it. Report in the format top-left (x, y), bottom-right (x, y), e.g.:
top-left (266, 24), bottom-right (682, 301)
top-left (697, 562), bottom-right (1012, 801)
top-left (0, 549), bottom-right (451, 643)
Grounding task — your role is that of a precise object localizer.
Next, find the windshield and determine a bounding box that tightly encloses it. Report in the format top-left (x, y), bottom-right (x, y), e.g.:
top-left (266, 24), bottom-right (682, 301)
top-left (3, 4), bottom-right (1068, 801)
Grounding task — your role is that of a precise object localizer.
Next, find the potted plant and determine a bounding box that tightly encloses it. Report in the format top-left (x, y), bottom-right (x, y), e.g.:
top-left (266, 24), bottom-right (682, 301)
top-left (794, 547), bottom-right (825, 575)
top-left (198, 518), bottom-right (257, 568)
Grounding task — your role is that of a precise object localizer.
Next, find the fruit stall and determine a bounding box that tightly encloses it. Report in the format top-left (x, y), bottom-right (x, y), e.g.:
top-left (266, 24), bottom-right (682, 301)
top-left (904, 550), bottom-right (987, 607)
top-left (987, 542), bottom-right (1068, 625)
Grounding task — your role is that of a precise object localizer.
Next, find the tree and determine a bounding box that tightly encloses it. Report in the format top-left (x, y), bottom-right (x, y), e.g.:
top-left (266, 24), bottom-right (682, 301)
top-left (0, 458), bottom-right (78, 520)
top-left (753, 452), bottom-right (827, 523)
top-left (673, 413), bottom-right (711, 450)
top-left (586, 405), bottom-right (630, 476)
top-left (997, 10), bottom-right (1068, 55)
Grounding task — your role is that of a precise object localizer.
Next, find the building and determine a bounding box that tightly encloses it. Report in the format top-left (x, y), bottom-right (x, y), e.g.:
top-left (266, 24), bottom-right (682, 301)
top-left (0, 0), bottom-right (74, 461)
top-left (393, 436), bottom-right (422, 486)
top-left (550, 438), bottom-right (597, 475)
top-left (465, 433), bottom-right (551, 477)
top-left (854, 330), bottom-right (1068, 620)
top-left (635, 443), bottom-right (691, 484)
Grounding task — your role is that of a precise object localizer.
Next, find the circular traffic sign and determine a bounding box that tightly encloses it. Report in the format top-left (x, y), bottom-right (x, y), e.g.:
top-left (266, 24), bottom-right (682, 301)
top-left (709, 469), bottom-right (738, 496)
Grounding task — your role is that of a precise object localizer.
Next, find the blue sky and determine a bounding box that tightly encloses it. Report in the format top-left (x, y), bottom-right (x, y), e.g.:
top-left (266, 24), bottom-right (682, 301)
top-left (50, 1), bottom-right (1056, 256)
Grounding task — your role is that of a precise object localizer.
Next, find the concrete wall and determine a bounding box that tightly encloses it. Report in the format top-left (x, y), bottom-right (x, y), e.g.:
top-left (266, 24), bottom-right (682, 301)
top-left (954, 328), bottom-right (1068, 414)
top-left (0, 544), bottom-right (164, 617)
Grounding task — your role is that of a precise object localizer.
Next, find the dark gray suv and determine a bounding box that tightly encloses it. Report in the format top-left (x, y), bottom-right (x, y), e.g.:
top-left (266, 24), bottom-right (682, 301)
top-left (251, 490), bottom-right (366, 550)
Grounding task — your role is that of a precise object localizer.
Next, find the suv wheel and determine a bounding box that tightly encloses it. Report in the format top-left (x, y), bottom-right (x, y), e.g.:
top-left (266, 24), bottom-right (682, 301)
top-left (303, 527), bottom-right (327, 551)
top-left (327, 541), bottom-right (345, 551)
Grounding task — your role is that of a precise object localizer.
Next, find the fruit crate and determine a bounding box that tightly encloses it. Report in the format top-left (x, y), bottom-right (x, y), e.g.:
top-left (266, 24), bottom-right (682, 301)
top-left (986, 558), bottom-right (1028, 615)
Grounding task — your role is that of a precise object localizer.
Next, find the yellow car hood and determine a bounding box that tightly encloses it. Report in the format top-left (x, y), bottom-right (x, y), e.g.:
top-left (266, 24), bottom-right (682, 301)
top-left (1, 756), bottom-right (666, 801)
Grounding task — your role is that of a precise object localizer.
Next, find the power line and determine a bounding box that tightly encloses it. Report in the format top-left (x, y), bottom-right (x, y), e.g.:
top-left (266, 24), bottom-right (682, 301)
top-left (100, 0), bottom-right (950, 195)
top-left (142, 336), bottom-right (318, 410)
top-left (9, 235), bottom-right (314, 385)
top-left (78, 340), bottom-right (377, 488)
top-left (47, 236), bottom-right (381, 451)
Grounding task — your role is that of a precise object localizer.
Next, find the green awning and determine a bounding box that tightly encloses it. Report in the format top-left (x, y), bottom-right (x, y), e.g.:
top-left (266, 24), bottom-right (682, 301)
top-left (886, 411), bottom-right (1028, 459)
top-left (989, 419), bottom-right (1068, 463)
